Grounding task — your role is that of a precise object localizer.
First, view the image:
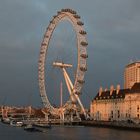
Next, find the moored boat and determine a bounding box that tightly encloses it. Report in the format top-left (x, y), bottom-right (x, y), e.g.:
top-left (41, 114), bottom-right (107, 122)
top-left (24, 124), bottom-right (45, 132)
top-left (10, 120), bottom-right (24, 127)
top-left (33, 123), bottom-right (51, 129)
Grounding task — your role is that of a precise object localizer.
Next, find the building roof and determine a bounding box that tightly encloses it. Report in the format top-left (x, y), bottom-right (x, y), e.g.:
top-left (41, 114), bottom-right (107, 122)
top-left (94, 83), bottom-right (140, 101)
top-left (131, 82), bottom-right (140, 92)
top-left (126, 61), bottom-right (140, 68)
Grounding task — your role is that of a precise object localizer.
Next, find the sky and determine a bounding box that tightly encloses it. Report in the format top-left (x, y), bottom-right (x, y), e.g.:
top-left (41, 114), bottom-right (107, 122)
top-left (0, 0), bottom-right (140, 108)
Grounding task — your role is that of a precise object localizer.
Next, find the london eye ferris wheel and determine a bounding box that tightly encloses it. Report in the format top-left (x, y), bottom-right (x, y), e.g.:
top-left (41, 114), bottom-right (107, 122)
top-left (38, 9), bottom-right (88, 118)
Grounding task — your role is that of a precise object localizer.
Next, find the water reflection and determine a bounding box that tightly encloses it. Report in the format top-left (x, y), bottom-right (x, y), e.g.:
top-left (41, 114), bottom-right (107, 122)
top-left (0, 123), bottom-right (140, 140)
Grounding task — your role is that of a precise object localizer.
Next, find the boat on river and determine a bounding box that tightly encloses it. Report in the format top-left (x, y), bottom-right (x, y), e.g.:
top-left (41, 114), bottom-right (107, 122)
top-left (10, 120), bottom-right (24, 127)
top-left (24, 124), bottom-right (45, 132)
top-left (33, 123), bottom-right (51, 129)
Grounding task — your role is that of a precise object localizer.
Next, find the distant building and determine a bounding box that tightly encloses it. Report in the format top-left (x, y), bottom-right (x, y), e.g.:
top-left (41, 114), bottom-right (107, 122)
top-left (90, 83), bottom-right (140, 122)
top-left (90, 61), bottom-right (140, 122)
top-left (124, 61), bottom-right (140, 89)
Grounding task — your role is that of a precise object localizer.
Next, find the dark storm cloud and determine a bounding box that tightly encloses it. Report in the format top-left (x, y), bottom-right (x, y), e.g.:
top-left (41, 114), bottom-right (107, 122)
top-left (0, 0), bottom-right (140, 107)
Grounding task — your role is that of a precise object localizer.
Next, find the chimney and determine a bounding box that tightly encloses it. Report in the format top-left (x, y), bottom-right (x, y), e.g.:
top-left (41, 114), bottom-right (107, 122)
top-left (99, 87), bottom-right (103, 96)
top-left (116, 84), bottom-right (120, 94)
top-left (104, 88), bottom-right (108, 92)
top-left (110, 85), bottom-right (114, 96)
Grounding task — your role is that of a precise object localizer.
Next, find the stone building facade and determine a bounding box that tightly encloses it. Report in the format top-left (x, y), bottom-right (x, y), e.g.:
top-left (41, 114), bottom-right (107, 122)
top-left (124, 61), bottom-right (140, 89)
top-left (90, 83), bottom-right (140, 122)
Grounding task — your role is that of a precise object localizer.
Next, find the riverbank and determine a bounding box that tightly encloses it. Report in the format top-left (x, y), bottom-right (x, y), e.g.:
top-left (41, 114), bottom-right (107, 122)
top-left (43, 120), bottom-right (140, 131)
top-left (1, 117), bottom-right (140, 131)
top-left (78, 121), bottom-right (140, 131)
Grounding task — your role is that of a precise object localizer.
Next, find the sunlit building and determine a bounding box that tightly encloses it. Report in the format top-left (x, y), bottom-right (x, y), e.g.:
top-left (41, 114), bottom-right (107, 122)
top-left (124, 61), bottom-right (140, 89)
top-left (90, 62), bottom-right (140, 122)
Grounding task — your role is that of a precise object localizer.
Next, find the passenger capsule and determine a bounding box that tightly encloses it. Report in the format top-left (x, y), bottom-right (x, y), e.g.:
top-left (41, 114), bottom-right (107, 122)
top-left (81, 41), bottom-right (88, 46)
top-left (79, 30), bottom-right (87, 35)
top-left (80, 54), bottom-right (88, 58)
top-left (41, 43), bottom-right (47, 46)
top-left (80, 67), bottom-right (87, 71)
top-left (73, 15), bottom-right (81, 19)
top-left (77, 21), bottom-right (84, 26)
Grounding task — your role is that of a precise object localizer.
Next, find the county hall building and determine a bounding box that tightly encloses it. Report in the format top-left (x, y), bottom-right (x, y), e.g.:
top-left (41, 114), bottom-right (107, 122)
top-left (90, 61), bottom-right (140, 122)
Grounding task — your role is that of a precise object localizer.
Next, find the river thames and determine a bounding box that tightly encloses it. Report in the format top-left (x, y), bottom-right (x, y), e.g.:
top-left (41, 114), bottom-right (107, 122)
top-left (0, 123), bottom-right (140, 140)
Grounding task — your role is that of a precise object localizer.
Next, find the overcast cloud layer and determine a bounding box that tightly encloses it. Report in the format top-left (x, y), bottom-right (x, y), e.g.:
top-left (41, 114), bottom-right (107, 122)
top-left (0, 0), bottom-right (140, 107)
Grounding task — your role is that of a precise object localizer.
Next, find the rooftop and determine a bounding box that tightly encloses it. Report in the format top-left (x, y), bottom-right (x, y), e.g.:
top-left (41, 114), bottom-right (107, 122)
top-left (94, 83), bottom-right (140, 100)
top-left (126, 61), bottom-right (140, 68)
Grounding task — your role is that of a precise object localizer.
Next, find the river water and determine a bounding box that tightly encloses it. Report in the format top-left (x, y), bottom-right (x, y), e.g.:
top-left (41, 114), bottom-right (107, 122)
top-left (0, 123), bottom-right (140, 140)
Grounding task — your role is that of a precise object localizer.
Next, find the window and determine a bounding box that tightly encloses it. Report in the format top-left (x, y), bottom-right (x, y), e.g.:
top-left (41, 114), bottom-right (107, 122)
top-left (111, 111), bottom-right (113, 118)
top-left (137, 105), bottom-right (139, 112)
top-left (118, 110), bottom-right (120, 118)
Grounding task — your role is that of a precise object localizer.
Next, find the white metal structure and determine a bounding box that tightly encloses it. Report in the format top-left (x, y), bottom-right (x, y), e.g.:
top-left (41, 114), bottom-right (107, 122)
top-left (38, 9), bottom-right (88, 118)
